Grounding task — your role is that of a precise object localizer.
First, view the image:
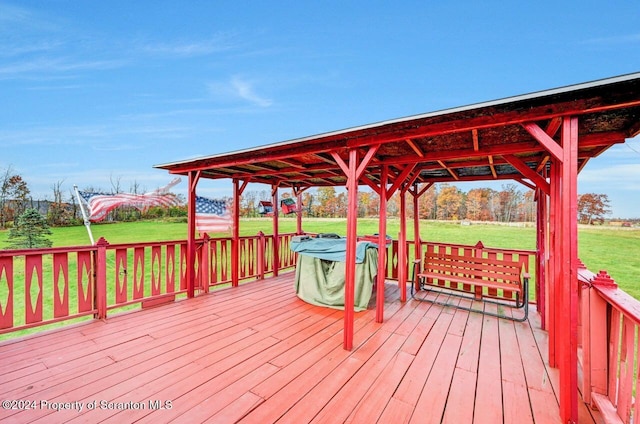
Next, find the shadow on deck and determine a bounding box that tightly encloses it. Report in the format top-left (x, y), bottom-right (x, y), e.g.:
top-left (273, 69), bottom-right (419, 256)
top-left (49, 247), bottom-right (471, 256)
top-left (0, 272), bottom-right (601, 423)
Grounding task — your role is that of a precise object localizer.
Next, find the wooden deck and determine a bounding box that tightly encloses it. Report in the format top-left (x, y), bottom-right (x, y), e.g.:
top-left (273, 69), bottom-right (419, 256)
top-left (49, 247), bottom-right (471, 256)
top-left (0, 272), bottom-right (601, 423)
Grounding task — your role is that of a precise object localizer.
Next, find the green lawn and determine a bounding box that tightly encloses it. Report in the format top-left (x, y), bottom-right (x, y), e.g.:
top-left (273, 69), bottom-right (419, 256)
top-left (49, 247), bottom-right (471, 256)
top-left (1, 218), bottom-right (639, 297)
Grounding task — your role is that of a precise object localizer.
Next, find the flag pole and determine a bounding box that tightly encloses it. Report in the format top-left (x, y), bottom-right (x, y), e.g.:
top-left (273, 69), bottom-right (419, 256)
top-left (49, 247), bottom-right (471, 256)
top-left (74, 185), bottom-right (95, 245)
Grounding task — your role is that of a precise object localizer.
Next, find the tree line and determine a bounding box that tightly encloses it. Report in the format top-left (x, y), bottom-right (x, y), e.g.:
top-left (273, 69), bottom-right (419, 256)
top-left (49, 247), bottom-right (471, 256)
top-left (240, 183), bottom-right (613, 224)
top-left (1, 165), bottom-right (614, 231)
top-left (240, 183), bottom-right (538, 222)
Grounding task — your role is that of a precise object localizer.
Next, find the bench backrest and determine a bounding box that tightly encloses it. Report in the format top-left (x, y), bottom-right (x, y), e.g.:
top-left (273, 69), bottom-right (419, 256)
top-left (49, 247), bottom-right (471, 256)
top-left (424, 251), bottom-right (523, 285)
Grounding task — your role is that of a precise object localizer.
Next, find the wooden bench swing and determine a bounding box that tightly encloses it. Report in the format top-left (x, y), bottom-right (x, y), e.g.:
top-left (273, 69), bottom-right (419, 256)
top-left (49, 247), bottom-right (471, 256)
top-left (411, 242), bottom-right (530, 322)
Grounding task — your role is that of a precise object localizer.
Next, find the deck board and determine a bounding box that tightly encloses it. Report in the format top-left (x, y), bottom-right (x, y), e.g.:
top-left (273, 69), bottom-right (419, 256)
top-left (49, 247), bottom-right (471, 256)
top-left (0, 272), bottom-right (599, 423)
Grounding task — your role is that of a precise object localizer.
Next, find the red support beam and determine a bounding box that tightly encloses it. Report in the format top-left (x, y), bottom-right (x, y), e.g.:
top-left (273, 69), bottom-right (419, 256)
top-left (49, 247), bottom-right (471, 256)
top-left (186, 170), bottom-right (200, 298)
top-left (559, 116), bottom-right (579, 423)
top-left (412, 184), bottom-right (422, 293)
top-left (502, 154), bottom-right (550, 194)
top-left (296, 191), bottom-right (303, 235)
top-left (361, 175), bottom-right (381, 195)
top-left (356, 146), bottom-right (380, 179)
top-left (272, 185), bottom-right (279, 277)
top-left (344, 149), bottom-right (359, 350)
top-left (523, 122), bottom-right (564, 161)
top-left (548, 160), bottom-right (558, 367)
top-left (387, 163), bottom-right (417, 200)
top-left (231, 178), bottom-right (241, 287)
top-left (405, 138), bottom-right (425, 157)
top-left (398, 186), bottom-right (408, 302)
top-left (536, 186), bottom-right (547, 330)
top-left (376, 166), bottom-right (388, 323)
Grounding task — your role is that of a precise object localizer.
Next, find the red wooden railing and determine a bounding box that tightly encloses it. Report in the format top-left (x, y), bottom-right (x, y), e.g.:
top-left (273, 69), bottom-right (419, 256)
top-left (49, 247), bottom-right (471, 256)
top-left (578, 265), bottom-right (640, 424)
top-left (0, 244), bottom-right (99, 333)
top-left (0, 232), bottom-right (301, 336)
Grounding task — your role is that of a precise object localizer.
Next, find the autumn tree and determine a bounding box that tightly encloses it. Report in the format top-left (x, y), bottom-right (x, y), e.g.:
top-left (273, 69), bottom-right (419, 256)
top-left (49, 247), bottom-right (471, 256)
top-left (519, 190), bottom-right (536, 222)
top-left (465, 188), bottom-right (492, 220)
top-left (1, 167), bottom-right (30, 228)
top-left (335, 192), bottom-right (348, 217)
top-left (578, 193), bottom-right (611, 224)
top-left (358, 191), bottom-right (379, 217)
top-left (418, 184), bottom-right (437, 219)
top-left (436, 184), bottom-right (463, 220)
top-left (387, 192), bottom-right (400, 217)
top-left (494, 184), bottom-right (522, 222)
top-left (313, 187), bottom-right (337, 217)
top-left (302, 191), bottom-right (314, 217)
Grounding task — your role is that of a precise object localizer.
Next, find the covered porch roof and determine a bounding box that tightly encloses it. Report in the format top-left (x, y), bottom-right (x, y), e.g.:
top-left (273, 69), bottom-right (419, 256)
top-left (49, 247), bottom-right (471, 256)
top-left (154, 71), bottom-right (640, 424)
top-left (155, 72), bottom-right (640, 189)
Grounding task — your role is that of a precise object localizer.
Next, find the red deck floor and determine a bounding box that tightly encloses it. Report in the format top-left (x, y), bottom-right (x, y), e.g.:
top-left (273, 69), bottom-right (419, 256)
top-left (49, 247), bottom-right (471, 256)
top-left (0, 272), bottom-right (601, 423)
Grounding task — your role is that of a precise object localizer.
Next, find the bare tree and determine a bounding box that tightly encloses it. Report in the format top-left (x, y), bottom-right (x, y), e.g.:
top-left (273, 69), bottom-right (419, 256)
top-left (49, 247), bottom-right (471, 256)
top-left (0, 165), bottom-right (13, 228)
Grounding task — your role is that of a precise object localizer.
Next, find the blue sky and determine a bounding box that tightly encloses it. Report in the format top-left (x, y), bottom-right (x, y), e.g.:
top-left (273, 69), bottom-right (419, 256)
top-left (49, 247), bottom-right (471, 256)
top-left (1, 1), bottom-right (639, 217)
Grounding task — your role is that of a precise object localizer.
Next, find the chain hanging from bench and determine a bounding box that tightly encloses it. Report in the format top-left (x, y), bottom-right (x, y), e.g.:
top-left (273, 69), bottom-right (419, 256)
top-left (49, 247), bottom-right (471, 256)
top-left (411, 241), bottom-right (530, 322)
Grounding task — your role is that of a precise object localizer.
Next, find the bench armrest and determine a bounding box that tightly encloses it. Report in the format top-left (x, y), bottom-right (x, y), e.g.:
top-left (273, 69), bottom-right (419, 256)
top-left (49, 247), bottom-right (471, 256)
top-left (412, 259), bottom-right (422, 282)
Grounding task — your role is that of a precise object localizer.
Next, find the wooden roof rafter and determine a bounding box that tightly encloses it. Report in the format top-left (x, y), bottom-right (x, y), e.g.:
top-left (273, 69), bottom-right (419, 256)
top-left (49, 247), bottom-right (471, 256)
top-left (275, 158), bottom-right (307, 169)
top-left (502, 154), bottom-right (550, 194)
top-left (488, 155), bottom-right (498, 178)
top-left (472, 129), bottom-right (480, 151)
top-left (405, 138), bottom-right (425, 157)
top-left (437, 160), bottom-right (460, 181)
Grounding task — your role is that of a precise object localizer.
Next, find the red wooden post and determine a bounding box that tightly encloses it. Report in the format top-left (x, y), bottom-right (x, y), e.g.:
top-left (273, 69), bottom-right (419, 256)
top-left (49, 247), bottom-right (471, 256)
top-left (257, 231), bottom-right (265, 280)
top-left (473, 241), bottom-right (484, 300)
top-left (94, 237), bottom-right (109, 319)
top-left (536, 187), bottom-right (547, 330)
top-left (186, 170), bottom-right (199, 298)
top-left (331, 146), bottom-right (377, 350)
top-left (412, 183), bottom-right (421, 264)
top-left (296, 191), bottom-right (303, 235)
top-left (548, 160), bottom-right (558, 367)
top-left (200, 234), bottom-right (210, 293)
top-left (376, 165), bottom-right (388, 323)
top-left (559, 116), bottom-right (579, 423)
top-left (231, 179), bottom-right (240, 287)
top-left (398, 187), bottom-right (407, 302)
top-left (272, 185), bottom-right (280, 277)
top-left (344, 149), bottom-right (359, 350)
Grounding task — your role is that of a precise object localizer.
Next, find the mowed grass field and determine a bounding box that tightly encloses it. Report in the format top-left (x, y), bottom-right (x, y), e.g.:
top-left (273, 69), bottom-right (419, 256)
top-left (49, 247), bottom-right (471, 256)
top-left (1, 217), bottom-right (639, 298)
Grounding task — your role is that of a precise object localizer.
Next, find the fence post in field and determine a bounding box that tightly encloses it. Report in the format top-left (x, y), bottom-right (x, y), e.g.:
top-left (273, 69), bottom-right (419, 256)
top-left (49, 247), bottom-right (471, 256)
top-left (94, 237), bottom-right (109, 319)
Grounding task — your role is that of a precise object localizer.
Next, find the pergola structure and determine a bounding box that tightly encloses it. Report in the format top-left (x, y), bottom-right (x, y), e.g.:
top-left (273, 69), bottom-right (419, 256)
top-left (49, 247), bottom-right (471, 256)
top-left (156, 72), bottom-right (640, 423)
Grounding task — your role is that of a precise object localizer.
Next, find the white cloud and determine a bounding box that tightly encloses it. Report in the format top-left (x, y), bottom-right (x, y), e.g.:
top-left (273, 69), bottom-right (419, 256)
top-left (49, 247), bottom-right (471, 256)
top-left (0, 40), bottom-right (63, 57)
top-left (579, 163), bottom-right (640, 191)
top-left (0, 57), bottom-right (125, 78)
top-left (0, 3), bottom-right (33, 24)
top-left (141, 34), bottom-right (237, 58)
top-left (208, 76), bottom-right (273, 107)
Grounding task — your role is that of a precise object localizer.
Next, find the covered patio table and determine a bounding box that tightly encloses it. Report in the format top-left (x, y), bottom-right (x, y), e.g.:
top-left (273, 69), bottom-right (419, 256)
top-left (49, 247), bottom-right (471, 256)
top-left (290, 237), bottom-right (379, 311)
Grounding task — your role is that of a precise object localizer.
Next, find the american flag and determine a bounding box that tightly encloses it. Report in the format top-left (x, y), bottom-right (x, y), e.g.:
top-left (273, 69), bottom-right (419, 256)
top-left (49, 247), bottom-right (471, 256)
top-left (195, 195), bottom-right (232, 234)
top-left (79, 178), bottom-right (181, 222)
